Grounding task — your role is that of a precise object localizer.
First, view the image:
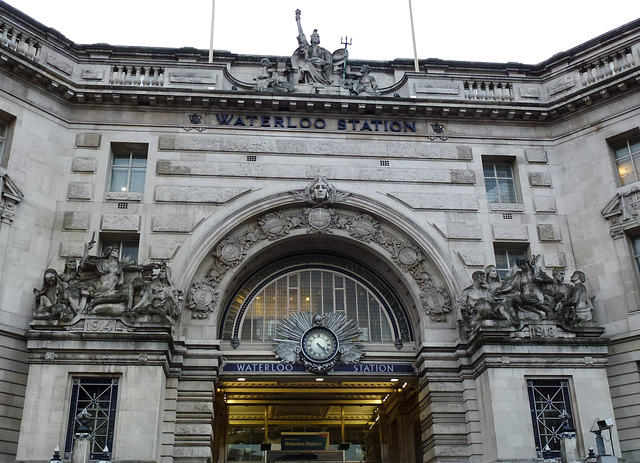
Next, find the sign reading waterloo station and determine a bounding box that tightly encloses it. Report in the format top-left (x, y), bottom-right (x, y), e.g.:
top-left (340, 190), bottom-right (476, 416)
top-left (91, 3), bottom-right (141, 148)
top-left (224, 363), bottom-right (414, 374)
top-left (210, 114), bottom-right (421, 133)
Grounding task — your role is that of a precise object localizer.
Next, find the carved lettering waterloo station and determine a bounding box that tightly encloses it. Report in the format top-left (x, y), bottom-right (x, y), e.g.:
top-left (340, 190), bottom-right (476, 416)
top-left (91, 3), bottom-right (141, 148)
top-left (213, 114), bottom-right (419, 133)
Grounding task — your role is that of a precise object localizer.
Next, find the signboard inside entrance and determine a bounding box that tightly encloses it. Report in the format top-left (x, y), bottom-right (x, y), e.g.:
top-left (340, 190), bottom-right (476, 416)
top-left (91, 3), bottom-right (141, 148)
top-left (281, 432), bottom-right (330, 451)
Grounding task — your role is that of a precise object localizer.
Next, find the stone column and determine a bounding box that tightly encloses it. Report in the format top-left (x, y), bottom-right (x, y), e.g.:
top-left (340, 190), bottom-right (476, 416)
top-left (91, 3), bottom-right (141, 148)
top-left (415, 377), bottom-right (469, 463)
top-left (172, 341), bottom-right (221, 463)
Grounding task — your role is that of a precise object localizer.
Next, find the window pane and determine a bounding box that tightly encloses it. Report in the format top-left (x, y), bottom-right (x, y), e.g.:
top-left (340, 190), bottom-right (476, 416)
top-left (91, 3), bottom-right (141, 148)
top-left (494, 163), bottom-right (513, 178)
top-left (300, 271), bottom-right (310, 312)
top-left (633, 238), bottom-right (640, 255)
top-left (112, 153), bottom-right (131, 165)
top-left (110, 168), bottom-right (129, 192)
top-left (629, 137), bottom-right (640, 154)
top-left (494, 248), bottom-right (525, 279)
top-left (120, 241), bottom-right (139, 263)
top-left (483, 164), bottom-right (495, 177)
top-left (131, 153), bottom-right (147, 166)
top-left (485, 178), bottom-right (498, 202)
top-left (498, 179), bottom-right (516, 203)
top-left (129, 169), bottom-right (146, 192)
top-left (616, 159), bottom-right (635, 186)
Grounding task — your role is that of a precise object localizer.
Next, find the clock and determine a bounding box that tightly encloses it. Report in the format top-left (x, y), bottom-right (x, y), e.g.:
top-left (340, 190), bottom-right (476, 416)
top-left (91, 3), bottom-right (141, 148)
top-left (301, 326), bottom-right (339, 363)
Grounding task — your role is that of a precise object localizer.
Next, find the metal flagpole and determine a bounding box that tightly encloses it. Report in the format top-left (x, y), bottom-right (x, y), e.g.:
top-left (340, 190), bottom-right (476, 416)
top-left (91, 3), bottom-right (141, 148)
top-left (408, 0), bottom-right (419, 72)
top-left (208, 0), bottom-right (216, 63)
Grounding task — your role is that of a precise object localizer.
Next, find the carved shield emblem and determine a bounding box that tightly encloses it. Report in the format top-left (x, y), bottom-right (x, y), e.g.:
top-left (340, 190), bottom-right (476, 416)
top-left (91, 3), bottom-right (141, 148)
top-left (186, 282), bottom-right (219, 319)
top-left (216, 239), bottom-right (245, 266)
top-left (259, 212), bottom-right (289, 240)
top-left (308, 208), bottom-right (332, 231)
top-left (348, 214), bottom-right (379, 241)
top-left (625, 190), bottom-right (640, 218)
top-left (396, 246), bottom-right (421, 269)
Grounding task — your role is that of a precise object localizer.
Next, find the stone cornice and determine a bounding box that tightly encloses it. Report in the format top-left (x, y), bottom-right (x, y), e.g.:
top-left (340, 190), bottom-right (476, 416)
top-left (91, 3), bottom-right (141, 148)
top-left (1, 4), bottom-right (640, 122)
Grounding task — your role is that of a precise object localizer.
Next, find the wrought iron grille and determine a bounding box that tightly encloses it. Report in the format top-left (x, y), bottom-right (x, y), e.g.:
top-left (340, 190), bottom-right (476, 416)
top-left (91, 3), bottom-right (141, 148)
top-left (527, 379), bottom-right (574, 459)
top-left (65, 377), bottom-right (119, 459)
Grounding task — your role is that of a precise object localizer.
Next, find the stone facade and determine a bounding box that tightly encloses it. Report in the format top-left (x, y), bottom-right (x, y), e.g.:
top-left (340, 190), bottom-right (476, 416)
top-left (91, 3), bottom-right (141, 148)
top-left (1, 4), bottom-right (640, 463)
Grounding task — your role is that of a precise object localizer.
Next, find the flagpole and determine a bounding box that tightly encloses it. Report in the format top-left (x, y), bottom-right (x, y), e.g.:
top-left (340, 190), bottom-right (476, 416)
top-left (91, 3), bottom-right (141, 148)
top-left (408, 0), bottom-right (419, 72)
top-left (208, 0), bottom-right (216, 63)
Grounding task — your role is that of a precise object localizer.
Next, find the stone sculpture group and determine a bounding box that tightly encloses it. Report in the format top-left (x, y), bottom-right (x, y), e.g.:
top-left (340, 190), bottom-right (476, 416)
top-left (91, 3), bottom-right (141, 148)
top-left (253, 10), bottom-right (380, 96)
top-left (34, 237), bottom-right (182, 324)
top-left (457, 256), bottom-right (594, 331)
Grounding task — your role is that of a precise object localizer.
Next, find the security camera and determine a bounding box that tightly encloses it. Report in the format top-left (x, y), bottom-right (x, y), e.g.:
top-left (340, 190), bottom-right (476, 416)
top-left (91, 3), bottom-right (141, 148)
top-left (597, 418), bottom-right (614, 430)
top-left (590, 417), bottom-right (614, 433)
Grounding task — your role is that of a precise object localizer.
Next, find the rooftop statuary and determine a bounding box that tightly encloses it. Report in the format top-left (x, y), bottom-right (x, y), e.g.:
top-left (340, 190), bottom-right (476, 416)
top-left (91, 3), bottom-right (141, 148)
top-left (291, 9), bottom-right (346, 87)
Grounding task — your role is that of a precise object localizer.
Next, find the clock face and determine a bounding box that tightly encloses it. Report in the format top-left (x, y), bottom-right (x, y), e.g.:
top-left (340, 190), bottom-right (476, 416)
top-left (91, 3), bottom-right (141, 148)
top-left (301, 326), bottom-right (339, 363)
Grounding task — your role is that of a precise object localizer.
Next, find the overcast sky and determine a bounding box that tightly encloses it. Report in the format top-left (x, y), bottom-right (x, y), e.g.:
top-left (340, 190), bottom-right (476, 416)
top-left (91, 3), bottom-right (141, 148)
top-left (5, 0), bottom-right (640, 64)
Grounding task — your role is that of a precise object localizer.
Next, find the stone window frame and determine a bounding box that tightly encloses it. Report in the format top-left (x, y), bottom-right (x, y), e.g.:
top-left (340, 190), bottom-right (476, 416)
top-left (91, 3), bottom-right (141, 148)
top-left (610, 130), bottom-right (640, 187)
top-left (481, 156), bottom-right (521, 205)
top-left (108, 142), bottom-right (148, 194)
top-left (526, 378), bottom-right (576, 460)
top-left (64, 376), bottom-right (119, 460)
top-left (101, 233), bottom-right (140, 264)
top-left (0, 109), bottom-right (16, 169)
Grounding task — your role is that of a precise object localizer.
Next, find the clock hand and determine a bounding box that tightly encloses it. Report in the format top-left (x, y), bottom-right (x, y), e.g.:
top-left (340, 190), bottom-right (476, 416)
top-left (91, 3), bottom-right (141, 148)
top-left (315, 342), bottom-right (329, 353)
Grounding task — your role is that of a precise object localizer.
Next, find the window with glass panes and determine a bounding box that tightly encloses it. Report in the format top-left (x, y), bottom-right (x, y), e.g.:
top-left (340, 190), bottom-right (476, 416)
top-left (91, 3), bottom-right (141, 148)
top-left (527, 379), bottom-right (575, 459)
top-left (102, 238), bottom-right (139, 264)
top-left (494, 246), bottom-right (527, 280)
top-left (631, 237), bottom-right (640, 278)
top-left (483, 160), bottom-right (517, 203)
top-left (613, 135), bottom-right (640, 186)
top-left (64, 377), bottom-right (118, 460)
top-left (239, 268), bottom-right (394, 343)
top-left (0, 120), bottom-right (6, 162)
top-left (109, 145), bottom-right (147, 193)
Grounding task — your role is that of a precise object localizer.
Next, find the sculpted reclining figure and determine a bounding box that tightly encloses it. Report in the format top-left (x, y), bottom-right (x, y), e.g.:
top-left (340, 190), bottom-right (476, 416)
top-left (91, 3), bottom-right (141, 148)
top-left (457, 257), bottom-right (594, 331)
top-left (33, 235), bottom-right (182, 324)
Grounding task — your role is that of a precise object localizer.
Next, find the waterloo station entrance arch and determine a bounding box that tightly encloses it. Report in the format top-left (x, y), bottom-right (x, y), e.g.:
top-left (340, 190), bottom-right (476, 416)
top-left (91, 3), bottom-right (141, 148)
top-left (186, 183), bottom-right (449, 463)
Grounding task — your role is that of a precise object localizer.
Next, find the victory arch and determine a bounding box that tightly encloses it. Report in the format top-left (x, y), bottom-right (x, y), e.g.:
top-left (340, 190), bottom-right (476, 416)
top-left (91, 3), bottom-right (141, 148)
top-left (4, 3), bottom-right (639, 463)
top-left (177, 181), bottom-right (456, 463)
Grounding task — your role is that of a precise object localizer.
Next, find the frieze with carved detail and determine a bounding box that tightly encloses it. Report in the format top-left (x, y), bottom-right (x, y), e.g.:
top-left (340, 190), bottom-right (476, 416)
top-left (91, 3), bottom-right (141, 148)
top-left (33, 234), bottom-right (183, 325)
top-left (602, 188), bottom-right (640, 238)
top-left (456, 257), bottom-right (597, 332)
top-left (186, 178), bottom-right (451, 321)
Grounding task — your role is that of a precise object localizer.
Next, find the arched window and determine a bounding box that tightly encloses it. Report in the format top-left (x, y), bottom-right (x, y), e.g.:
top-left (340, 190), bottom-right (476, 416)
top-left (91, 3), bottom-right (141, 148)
top-left (221, 256), bottom-right (414, 346)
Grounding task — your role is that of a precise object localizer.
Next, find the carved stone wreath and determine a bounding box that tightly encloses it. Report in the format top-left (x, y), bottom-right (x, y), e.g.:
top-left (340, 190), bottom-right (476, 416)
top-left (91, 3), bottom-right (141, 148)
top-left (186, 178), bottom-right (451, 321)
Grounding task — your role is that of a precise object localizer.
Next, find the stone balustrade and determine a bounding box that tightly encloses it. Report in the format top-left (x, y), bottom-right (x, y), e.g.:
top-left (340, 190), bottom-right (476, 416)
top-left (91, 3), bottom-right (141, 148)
top-left (109, 65), bottom-right (165, 86)
top-left (579, 47), bottom-right (635, 86)
top-left (0, 22), bottom-right (40, 61)
top-left (463, 81), bottom-right (514, 101)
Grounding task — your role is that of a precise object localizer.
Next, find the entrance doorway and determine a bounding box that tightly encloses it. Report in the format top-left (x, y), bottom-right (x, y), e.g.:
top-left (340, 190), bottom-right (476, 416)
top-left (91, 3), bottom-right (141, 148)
top-left (215, 378), bottom-right (418, 463)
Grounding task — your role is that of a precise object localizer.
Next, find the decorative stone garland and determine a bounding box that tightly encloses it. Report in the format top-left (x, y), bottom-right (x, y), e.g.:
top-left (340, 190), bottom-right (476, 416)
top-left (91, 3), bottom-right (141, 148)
top-left (186, 178), bottom-right (451, 322)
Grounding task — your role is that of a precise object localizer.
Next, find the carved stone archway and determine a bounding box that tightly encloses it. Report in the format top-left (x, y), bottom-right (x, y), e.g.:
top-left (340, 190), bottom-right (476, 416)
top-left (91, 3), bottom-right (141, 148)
top-left (183, 179), bottom-right (454, 339)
